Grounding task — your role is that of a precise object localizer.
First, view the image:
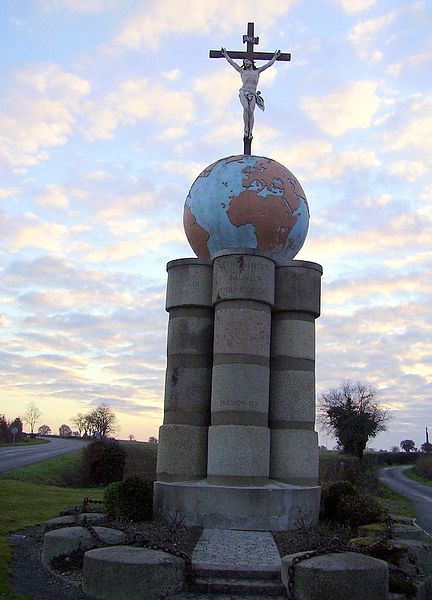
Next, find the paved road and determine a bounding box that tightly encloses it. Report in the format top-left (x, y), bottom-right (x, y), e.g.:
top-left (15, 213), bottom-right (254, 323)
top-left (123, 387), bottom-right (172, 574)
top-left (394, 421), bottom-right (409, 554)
top-left (379, 465), bottom-right (432, 533)
top-left (0, 437), bottom-right (89, 472)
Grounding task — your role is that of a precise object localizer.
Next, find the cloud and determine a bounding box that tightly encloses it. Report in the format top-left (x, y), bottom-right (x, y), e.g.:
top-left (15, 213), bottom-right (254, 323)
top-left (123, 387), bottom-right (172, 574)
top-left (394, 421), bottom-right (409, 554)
top-left (382, 95), bottom-right (432, 155)
top-left (300, 81), bottom-right (380, 136)
top-left (163, 69), bottom-right (182, 82)
top-left (0, 65), bottom-right (90, 171)
top-left (387, 40), bottom-right (432, 77)
top-left (37, 0), bottom-right (116, 13)
top-left (0, 187), bottom-right (20, 200)
top-left (348, 11), bottom-right (397, 61)
top-left (0, 212), bottom-right (68, 253)
top-left (333, 0), bottom-right (376, 13)
top-left (35, 184), bottom-right (70, 209)
top-left (387, 160), bottom-right (428, 182)
top-left (83, 225), bottom-right (187, 263)
top-left (82, 79), bottom-right (195, 140)
top-left (348, 3), bottom-right (426, 62)
top-left (273, 139), bottom-right (380, 180)
top-left (106, 0), bottom-right (298, 53)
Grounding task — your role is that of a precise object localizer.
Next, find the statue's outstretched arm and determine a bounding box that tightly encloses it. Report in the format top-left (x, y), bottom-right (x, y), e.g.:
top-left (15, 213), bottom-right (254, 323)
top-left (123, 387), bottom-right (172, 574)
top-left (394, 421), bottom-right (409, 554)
top-left (257, 50), bottom-right (281, 73)
top-left (221, 47), bottom-right (243, 73)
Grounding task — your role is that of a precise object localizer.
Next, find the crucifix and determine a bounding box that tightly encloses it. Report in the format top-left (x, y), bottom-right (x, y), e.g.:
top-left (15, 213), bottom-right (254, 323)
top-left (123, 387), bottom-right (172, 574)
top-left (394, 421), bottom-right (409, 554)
top-left (210, 22), bottom-right (291, 155)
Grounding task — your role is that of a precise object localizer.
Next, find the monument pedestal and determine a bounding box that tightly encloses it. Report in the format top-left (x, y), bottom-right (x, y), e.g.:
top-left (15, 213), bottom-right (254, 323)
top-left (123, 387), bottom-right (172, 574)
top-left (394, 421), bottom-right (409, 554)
top-left (154, 479), bottom-right (320, 531)
top-left (154, 252), bottom-right (322, 531)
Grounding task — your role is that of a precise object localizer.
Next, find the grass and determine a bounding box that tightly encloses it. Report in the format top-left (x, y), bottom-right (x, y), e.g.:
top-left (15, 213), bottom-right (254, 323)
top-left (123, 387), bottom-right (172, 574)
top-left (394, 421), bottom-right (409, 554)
top-left (0, 448), bottom-right (104, 599)
top-left (375, 481), bottom-right (417, 518)
top-left (0, 439), bottom-right (48, 448)
top-left (2, 451), bottom-right (83, 486)
top-left (404, 467), bottom-right (432, 487)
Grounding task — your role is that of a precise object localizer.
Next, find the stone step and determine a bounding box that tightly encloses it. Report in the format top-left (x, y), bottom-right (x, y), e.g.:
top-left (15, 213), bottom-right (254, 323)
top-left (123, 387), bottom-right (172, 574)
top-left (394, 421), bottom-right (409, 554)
top-left (166, 593), bottom-right (286, 600)
top-left (194, 565), bottom-right (280, 581)
top-left (192, 576), bottom-right (286, 596)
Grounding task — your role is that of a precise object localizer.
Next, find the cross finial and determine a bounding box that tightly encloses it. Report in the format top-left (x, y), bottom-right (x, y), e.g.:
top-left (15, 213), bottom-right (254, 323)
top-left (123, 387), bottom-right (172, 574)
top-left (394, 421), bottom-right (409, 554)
top-left (210, 23), bottom-right (291, 155)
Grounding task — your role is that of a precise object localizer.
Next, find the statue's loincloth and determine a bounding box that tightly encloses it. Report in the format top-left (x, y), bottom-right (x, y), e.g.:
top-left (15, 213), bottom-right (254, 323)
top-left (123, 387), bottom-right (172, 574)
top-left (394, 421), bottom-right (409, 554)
top-left (239, 89), bottom-right (265, 111)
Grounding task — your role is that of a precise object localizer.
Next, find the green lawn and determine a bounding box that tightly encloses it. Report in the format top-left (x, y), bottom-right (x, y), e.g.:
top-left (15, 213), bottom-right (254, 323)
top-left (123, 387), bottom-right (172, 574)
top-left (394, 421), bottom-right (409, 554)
top-left (3, 450), bottom-right (83, 486)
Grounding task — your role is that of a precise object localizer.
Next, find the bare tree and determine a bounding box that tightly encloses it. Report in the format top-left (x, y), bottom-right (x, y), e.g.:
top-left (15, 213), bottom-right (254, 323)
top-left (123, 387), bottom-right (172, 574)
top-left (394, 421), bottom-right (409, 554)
top-left (88, 404), bottom-right (119, 438)
top-left (23, 402), bottom-right (41, 434)
top-left (72, 413), bottom-right (88, 437)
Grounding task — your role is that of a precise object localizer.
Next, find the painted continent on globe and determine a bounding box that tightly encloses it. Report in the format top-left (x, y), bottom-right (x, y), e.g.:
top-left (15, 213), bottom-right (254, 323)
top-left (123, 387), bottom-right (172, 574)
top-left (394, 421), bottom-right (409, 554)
top-left (184, 155), bottom-right (309, 263)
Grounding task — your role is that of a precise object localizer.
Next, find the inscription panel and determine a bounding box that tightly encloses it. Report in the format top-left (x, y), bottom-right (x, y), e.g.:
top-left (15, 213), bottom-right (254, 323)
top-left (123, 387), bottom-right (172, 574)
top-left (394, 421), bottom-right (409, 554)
top-left (213, 254), bottom-right (274, 305)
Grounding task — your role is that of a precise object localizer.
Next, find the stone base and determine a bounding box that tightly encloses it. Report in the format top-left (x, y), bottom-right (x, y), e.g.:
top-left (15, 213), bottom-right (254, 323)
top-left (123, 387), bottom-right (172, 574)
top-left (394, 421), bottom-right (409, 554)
top-left (281, 551), bottom-right (389, 600)
top-left (82, 547), bottom-right (185, 600)
top-left (153, 479), bottom-right (320, 531)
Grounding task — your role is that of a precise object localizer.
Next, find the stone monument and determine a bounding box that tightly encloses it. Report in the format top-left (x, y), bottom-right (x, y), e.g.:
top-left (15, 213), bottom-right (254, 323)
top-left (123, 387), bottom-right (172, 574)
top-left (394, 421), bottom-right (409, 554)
top-left (154, 24), bottom-right (322, 532)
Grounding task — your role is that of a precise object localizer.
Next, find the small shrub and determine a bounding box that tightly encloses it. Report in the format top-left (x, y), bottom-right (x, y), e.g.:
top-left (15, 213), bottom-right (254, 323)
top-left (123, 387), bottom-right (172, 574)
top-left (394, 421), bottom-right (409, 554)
top-left (414, 454), bottom-right (432, 480)
top-left (81, 439), bottom-right (125, 485)
top-left (104, 476), bottom-right (153, 521)
top-left (322, 480), bottom-right (356, 520)
top-left (337, 494), bottom-right (384, 528)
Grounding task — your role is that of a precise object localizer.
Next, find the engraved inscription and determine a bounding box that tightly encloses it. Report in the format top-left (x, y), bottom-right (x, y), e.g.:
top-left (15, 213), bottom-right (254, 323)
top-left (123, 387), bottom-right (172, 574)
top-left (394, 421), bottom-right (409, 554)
top-left (218, 398), bottom-right (257, 409)
top-left (184, 279), bottom-right (201, 288)
top-left (214, 256), bottom-right (273, 301)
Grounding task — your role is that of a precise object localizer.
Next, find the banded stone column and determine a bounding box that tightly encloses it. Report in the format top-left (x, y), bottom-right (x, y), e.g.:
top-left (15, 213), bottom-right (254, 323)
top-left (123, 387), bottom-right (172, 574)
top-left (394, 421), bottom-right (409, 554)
top-left (207, 251), bottom-right (274, 486)
top-left (156, 259), bottom-right (213, 482)
top-left (269, 261), bottom-right (322, 486)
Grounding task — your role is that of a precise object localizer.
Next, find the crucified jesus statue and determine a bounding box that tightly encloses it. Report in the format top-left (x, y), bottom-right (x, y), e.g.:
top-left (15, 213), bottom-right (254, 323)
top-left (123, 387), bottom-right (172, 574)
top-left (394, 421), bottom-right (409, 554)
top-left (221, 47), bottom-right (281, 140)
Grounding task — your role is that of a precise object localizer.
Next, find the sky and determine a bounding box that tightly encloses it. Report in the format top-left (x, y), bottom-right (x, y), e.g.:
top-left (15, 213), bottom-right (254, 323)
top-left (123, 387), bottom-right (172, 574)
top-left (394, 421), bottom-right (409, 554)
top-left (0, 0), bottom-right (431, 449)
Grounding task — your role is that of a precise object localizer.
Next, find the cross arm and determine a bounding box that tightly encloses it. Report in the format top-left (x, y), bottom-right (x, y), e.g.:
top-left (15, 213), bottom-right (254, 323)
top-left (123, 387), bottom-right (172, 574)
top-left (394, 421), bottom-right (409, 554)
top-left (209, 50), bottom-right (291, 61)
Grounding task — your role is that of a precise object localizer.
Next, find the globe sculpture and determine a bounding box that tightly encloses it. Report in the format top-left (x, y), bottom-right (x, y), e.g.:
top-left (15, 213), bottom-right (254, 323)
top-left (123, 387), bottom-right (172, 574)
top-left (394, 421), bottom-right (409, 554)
top-left (183, 155), bottom-right (309, 263)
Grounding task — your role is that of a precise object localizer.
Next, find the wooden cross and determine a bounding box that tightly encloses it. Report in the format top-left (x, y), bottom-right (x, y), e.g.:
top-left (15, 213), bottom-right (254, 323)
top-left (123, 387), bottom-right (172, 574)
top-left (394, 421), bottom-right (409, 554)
top-left (209, 22), bottom-right (291, 63)
top-left (210, 23), bottom-right (291, 155)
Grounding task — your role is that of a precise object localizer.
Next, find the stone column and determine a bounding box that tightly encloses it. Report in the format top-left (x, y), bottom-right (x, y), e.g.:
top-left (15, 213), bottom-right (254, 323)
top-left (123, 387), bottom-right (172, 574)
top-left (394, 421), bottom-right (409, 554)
top-left (207, 251), bottom-right (275, 486)
top-left (269, 260), bottom-right (322, 486)
top-left (156, 259), bottom-right (213, 482)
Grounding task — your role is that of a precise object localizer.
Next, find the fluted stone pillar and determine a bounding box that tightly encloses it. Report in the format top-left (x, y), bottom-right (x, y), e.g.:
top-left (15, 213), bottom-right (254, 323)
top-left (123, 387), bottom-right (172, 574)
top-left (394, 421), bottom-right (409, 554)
top-left (269, 261), bottom-right (322, 486)
top-left (207, 251), bottom-right (274, 486)
top-left (156, 259), bottom-right (213, 482)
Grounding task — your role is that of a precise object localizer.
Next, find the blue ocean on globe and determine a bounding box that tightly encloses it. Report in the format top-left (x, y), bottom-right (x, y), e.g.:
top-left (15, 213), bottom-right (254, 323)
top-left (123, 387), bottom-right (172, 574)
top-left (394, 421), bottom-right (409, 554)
top-left (183, 155), bottom-right (309, 263)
